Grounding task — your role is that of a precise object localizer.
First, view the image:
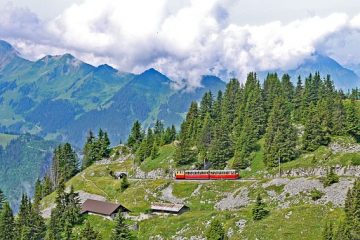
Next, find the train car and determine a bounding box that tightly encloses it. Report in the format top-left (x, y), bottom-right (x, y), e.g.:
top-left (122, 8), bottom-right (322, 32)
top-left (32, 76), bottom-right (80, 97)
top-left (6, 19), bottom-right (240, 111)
top-left (209, 170), bottom-right (239, 179)
top-left (175, 170), bottom-right (239, 180)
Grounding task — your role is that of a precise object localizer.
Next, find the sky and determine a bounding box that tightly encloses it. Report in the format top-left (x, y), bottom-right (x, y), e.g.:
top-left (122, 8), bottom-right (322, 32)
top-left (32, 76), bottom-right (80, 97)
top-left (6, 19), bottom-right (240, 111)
top-left (1, 0), bottom-right (360, 88)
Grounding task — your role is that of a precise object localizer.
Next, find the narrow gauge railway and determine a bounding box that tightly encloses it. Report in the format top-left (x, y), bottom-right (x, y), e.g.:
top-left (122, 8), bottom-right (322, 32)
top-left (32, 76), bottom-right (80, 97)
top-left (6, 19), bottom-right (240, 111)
top-left (175, 170), bottom-right (239, 180)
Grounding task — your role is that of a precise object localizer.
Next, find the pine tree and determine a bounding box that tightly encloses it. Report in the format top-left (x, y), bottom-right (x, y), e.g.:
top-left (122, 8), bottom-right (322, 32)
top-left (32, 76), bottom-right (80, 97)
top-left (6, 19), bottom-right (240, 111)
top-left (197, 113), bottom-right (213, 164)
top-left (154, 120), bottom-right (164, 137)
top-left (62, 143), bottom-right (79, 180)
top-left (170, 125), bottom-right (177, 141)
top-left (252, 194), bottom-right (269, 220)
top-left (199, 91), bottom-right (213, 121)
top-left (264, 96), bottom-right (297, 167)
top-left (342, 178), bottom-right (360, 239)
top-left (263, 73), bottom-right (282, 118)
top-left (78, 221), bottom-right (102, 240)
top-left (293, 76), bottom-right (304, 122)
top-left (208, 122), bottom-right (233, 169)
top-left (110, 213), bottom-right (133, 240)
top-left (34, 178), bottom-right (43, 206)
top-left (206, 219), bottom-right (225, 240)
top-left (345, 99), bottom-right (360, 140)
top-left (221, 78), bottom-right (240, 128)
top-left (233, 118), bottom-right (258, 169)
top-left (100, 131), bottom-right (111, 158)
top-left (150, 141), bottom-right (159, 160)
top-left (281, 74), bottom-right (294, 103)
top-left (302, 103), bottom-right (330, 151)
top-left (331, 95), bottom-right (346, 135)
top-left (42, 175), bottom-right (53, 197)
top-left (46, 183), bottom-right (81, 240)
top-left (174, 138), bottom-right (197, 166)
top-left (127, 121), bottom-right (143, 151)
top-left (0, 202), bottom-right (15, 240)
top-left (15, 193), bottom-right (46, 240)
top-left (136, 139), bottom-right (148, 162)
top-left (183, 101), bottom-right (200, 144)
top-left (120, 175), bottom-right (130, 192)
top-left (322, 221), bottom-right (334, 240)
top-left (0, 188), bottom-right (5, 210)
top-left (212, 90), bottom-right (223, 123)
top-left (82, 130), bottom-right (96, 169)
top-left (174, 114), bottom-right (198, 166)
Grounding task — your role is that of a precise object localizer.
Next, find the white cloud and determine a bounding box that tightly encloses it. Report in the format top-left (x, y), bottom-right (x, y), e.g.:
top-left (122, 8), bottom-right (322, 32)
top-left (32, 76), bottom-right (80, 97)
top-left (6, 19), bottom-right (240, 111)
top-left (1, 1), bottom-right (360, 88)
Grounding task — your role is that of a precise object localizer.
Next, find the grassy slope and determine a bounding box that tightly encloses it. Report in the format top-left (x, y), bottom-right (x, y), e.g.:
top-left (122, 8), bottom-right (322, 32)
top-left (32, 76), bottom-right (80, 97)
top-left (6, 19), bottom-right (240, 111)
top-left (41, 139), bottom-right (358, 239)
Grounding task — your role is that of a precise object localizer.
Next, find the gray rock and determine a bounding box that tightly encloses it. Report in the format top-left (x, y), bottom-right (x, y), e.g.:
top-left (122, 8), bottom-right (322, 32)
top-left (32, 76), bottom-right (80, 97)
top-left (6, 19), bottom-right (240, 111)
top-left (215, 188), bottom-right (249, 210)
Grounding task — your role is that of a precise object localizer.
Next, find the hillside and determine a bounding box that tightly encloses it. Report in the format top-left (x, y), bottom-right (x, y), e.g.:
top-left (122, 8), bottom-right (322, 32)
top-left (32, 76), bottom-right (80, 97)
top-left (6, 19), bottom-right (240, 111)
top-left (0, 40), bottom-right (226, 147)
top-left (40, 137), bottom-right (360, 239)
top-left (0, 134), bottom-right (56, 211)
top-left (38, 72), bottom-right (360, 239)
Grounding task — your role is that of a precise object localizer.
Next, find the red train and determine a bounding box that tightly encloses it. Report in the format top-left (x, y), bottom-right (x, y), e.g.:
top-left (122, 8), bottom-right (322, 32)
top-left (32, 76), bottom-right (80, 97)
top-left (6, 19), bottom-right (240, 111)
top-left (175, 170), bottom-right (239, 180)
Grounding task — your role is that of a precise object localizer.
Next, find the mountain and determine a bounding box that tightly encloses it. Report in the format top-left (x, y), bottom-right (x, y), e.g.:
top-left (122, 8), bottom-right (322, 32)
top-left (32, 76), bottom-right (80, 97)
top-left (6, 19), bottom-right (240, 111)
top-left (346, 63), bottom-right (360, 79)
top-left (0, 40), bottom-right (226, 146)
top-left (258, 53), bottom-right (360, 89)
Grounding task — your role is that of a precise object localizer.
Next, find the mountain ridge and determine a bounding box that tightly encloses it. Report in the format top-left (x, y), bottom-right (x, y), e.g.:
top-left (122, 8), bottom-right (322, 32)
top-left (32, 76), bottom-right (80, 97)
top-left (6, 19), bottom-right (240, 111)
top-left (0, 40), bottom-right (226, 146)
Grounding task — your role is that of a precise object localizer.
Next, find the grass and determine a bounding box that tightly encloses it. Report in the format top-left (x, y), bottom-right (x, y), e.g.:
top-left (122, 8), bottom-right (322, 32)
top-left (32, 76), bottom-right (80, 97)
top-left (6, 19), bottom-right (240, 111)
top-left (241, 205), bottom-right (344, 240)
top-left (136, 204), bottom-right (344, 240)
top-left (72, 215), bottom-right (116, 239)
top-left (0, 133), bottom-right (18, 147)
top-left (240, 140), bottom-right (266, 178)
top-left (140, 143), bottom-right (176, 172)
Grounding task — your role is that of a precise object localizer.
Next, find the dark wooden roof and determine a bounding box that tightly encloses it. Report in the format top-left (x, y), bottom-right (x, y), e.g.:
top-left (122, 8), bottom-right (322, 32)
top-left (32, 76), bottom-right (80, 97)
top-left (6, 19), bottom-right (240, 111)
top-left (81, 199), bottom-right (125, 216)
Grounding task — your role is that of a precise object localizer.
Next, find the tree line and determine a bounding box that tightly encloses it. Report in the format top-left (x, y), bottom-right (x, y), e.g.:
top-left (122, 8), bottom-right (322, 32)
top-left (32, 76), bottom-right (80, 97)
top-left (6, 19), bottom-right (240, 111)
top-left (171, 72), bottom-right (360, 169)
top-left (127, 120), bottom-right (177, 161)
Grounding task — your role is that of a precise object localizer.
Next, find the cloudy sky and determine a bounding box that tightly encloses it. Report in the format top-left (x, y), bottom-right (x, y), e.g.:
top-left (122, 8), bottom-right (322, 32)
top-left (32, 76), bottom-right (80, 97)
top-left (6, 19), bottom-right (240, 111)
top-left (1, 0), bottom-right (360, 87)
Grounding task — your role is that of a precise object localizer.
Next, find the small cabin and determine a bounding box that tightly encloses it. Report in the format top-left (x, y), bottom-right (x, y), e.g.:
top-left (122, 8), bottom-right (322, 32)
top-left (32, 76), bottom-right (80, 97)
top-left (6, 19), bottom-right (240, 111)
top-left (150, 202), bottom-right (189, 215)
top-left (80, 199), bottom-right (129, 219)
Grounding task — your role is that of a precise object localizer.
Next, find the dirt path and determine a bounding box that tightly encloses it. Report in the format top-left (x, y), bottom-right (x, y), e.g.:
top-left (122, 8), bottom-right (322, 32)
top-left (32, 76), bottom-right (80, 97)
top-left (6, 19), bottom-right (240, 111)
top-left (81, 172), bottom-right (111, 199)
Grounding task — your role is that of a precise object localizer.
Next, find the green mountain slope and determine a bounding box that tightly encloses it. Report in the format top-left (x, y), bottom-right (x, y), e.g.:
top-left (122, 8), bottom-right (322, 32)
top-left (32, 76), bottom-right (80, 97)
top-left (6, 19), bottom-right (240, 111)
top-left (0, 40), bottom-right (226, 146)
top-left (0, 134), bottom-right (56, 210)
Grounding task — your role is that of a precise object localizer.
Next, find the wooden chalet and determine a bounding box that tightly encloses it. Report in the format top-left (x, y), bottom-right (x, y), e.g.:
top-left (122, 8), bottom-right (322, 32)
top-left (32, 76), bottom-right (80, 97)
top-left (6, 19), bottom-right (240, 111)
top-left (80, 199), bottom-right (129, 219)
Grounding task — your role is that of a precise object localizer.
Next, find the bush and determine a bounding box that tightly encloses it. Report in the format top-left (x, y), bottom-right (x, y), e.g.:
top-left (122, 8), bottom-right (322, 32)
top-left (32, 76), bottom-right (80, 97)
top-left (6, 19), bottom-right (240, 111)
top-left (120, 176), bottom-right (130, 192)
top-left (206, 219), bottom-right (225, 240)
top-left (310, 188), bottom-right (324, 201)
top-left (323, 168), bottom-right (339, 187)
top-left (252, 194), bottom-right (269, 221)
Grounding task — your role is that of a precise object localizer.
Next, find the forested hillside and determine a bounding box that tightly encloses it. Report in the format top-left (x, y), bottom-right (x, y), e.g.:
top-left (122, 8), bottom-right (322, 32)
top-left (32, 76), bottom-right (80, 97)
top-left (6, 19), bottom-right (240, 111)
top-left (168, 72), bottom-right (360, 170)
top-left (0, 134), bottom-right (56, 210)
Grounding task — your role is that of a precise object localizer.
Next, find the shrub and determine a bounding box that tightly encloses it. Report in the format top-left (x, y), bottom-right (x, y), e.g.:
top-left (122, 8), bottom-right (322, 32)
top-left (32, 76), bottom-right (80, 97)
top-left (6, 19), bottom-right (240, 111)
top-left (120, 176), bottom-right (130, 192)
top-left (206, 219), bottom-right (225, 240)
top-left (323, 168), bottom-right (339, 187)
top-left (252, 194), bottom-right (269, 221)
top-left (310, 188), bottom-right (324, 201)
